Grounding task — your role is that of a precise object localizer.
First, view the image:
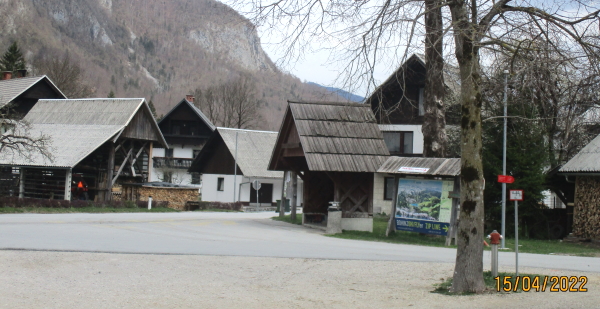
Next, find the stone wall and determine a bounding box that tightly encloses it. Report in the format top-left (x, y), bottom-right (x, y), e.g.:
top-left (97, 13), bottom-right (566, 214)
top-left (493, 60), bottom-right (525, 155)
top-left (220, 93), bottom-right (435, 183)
top-left (574, 176), bottom-right (600, 240)
top-left (136, 186), bottom-right (199, 210)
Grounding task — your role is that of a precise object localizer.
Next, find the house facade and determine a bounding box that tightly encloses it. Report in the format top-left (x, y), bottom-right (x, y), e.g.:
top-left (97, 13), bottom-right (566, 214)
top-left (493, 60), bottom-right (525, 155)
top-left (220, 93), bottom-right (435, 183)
top-left (364, 54), bottom-right (459, 214)
top-left (150, 95), bottom-right (215, 186)
top-left (189, 127), bottom-right (303, 206)
top-left (0, 73), bottom-right (66, 118)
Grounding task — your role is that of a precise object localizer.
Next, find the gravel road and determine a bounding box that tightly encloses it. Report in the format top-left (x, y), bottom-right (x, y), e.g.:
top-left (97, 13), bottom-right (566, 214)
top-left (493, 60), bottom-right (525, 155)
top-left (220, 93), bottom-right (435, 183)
top-left (1, 250), bottom-right (598, 308)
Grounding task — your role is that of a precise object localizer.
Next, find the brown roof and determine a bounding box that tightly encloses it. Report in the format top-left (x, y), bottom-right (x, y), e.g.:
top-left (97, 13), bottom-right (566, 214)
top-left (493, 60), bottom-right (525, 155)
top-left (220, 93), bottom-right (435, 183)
top-left (269, 101), bottom-right (389, 172)
top-left (378, 157), bottom-right (461, 176)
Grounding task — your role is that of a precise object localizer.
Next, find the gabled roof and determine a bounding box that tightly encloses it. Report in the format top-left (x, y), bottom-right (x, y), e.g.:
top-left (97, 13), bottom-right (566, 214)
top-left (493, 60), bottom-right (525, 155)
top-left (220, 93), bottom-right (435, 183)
top-left (0, 75), bottom-right (66, 108)
top-left (190, 127), bottom-right (283, 178)
top-left (559, 134), bottom-right (600, 173)
top-left (159, 98), bottom-right (215, 131)
top-left (218, 128), bottom-right (282, 178)
top-left (0, 98), bottom-right (167, 168)
top-left (378, 157), bottom-right (461, 177)
top-left (365, 53), bottom-right (460, 102)
top-left (269, 101), bottom-right (389, 172)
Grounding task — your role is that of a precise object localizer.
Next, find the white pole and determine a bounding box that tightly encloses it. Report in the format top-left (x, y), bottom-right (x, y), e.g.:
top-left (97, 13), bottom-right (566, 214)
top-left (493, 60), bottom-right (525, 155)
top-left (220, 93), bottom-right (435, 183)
top-left (515, 200), bottom-right (519, 276)
top-left (233, 131), bottom-right (239, 203)
top-left (148, 196), bottom-right (152, 210)
top-left (501, 69), bottom-right (509, 249)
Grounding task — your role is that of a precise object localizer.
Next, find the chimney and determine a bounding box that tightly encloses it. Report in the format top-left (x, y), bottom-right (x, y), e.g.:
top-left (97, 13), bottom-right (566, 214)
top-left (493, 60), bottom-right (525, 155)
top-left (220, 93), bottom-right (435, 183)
top-left (185, 95), bottom-right (195, 103)
top-left (2, 71), bottom-right (12, 80)
top-left (17, 69), bottom-right (27, 78)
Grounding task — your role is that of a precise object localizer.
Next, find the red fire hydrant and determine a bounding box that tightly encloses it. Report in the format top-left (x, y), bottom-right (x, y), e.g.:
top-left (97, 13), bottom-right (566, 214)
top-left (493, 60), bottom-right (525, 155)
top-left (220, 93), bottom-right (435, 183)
top-left (488, 230), bottom-right (502, 277)
top-left (489, 230), bottom-right (502, 245)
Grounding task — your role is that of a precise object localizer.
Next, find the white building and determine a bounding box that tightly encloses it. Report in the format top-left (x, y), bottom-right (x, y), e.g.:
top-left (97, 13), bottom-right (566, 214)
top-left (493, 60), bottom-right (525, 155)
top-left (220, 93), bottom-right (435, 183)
top-left (365, 54), bottom-right (460, 214)
top-left (189, 127), bottom-right (303, 206)
top-left (150, 96), bottom-right (215, 186)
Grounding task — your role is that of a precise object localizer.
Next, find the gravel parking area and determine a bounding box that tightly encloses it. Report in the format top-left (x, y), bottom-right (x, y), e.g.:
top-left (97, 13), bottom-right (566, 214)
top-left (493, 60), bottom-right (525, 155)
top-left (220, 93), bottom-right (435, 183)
top-left (1, 250), bottom-right (598, 308)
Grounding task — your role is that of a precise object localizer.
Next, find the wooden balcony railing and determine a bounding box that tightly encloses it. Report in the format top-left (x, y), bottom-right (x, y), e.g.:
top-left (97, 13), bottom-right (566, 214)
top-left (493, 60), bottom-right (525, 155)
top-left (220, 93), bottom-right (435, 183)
top-left (153, 157), bottom-right (194, 169)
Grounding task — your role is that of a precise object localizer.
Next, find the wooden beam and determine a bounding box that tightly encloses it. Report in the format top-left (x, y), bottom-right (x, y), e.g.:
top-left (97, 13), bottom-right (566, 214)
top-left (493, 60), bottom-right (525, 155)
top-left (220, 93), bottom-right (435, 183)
top-left (112, 147), bottom-right (133, 186)
top-left (105, 142), bottom-right (116, 201)
top-left (281, 143), bottom-right (300, 149)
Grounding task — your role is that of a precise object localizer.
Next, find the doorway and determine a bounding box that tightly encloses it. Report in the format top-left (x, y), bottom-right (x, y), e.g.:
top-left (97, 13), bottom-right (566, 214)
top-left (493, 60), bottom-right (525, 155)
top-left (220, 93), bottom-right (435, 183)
top-left (250, 183), bottom-right (273, 206)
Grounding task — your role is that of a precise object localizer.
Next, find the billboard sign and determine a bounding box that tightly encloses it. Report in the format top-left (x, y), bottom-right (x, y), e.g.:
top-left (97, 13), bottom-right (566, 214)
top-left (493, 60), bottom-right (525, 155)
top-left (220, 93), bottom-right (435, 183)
top-left (394, 178), bottom-right (454, 236)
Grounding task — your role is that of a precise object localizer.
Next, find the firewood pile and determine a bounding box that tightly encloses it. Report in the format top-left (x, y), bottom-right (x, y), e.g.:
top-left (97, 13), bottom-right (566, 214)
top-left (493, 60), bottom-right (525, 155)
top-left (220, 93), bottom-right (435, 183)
top-left (573, 176), bottom-right (600, 240)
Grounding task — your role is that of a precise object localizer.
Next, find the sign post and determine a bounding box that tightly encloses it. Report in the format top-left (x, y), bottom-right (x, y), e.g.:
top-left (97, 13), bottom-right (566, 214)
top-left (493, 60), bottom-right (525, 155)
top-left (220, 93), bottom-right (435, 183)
top-left (509, 189), bottom-right (523, 276)
top-left (498, 175), bottom-right (514, 249)
top-left (252, 180), bottom-right (261, 211)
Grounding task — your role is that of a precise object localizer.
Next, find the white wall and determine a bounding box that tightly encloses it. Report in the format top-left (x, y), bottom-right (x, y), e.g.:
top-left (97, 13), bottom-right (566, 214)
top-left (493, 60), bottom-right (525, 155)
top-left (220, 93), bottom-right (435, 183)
top-left (378, 124), bottom-right (424, 154)
top-left (201, 174), bottom-right (241, 203)
top-left (373, 173), bottom-right (393, 214)
top-left (202, 174), bottom-right (303, 205)
top-left (150, 144), bottom-right (201, 186)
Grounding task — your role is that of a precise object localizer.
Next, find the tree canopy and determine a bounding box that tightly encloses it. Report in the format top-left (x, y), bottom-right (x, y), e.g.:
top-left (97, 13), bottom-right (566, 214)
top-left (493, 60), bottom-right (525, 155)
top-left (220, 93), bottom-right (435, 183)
top-left (0, 42), bottom-right (26, 73)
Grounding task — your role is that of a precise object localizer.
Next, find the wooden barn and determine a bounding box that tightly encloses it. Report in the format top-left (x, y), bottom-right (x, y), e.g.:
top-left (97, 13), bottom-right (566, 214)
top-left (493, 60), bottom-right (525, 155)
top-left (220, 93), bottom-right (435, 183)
top-left (559, 134), bottom-right (600, 241)
top-left (269, 101), bottom-right (389, 232)
top-left (0, 98), bottom-right (167, 201)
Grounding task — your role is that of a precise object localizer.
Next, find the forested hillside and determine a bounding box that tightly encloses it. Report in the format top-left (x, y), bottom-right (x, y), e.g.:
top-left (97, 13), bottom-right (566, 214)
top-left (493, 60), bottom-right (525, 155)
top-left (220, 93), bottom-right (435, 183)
top-left (0, 0), bottom-right (340, 130)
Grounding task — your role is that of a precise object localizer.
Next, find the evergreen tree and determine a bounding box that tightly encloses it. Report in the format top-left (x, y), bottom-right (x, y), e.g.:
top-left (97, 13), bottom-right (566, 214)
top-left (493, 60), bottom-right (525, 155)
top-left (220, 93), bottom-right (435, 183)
top-left (0, 42), bottom-right (26, 72)
top-left (482, 73), bottom-right (548, 239)
top-left (148, 100), bottom-right (158, 119)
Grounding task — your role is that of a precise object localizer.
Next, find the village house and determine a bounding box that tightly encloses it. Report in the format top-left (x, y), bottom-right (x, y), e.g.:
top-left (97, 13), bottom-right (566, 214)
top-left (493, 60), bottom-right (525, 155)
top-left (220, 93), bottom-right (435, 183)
top-left (269, 101), bottom-right (389, 232)
top-left (151, 95), bottom-right (215, 186)
top-left (0, 72), bottom-right (66, 118)
top-left (559, 134), bottom-right (600, 241)
top-left (189, 127), bottom-right (302, 206)
top-left (0, 98), bottom-right (167, 201)
top-left (364, 53), bottom-right (460, 214)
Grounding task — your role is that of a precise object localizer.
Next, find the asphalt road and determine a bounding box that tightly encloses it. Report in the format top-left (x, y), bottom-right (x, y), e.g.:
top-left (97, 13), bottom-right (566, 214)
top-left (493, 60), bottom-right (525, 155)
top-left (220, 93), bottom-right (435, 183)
top-left (0, 212), bottom-right (598, 273)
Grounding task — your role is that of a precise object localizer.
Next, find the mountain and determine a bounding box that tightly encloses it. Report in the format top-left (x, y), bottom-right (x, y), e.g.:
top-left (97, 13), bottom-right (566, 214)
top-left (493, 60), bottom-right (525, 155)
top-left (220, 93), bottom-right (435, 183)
top-left (307, 82), bottom-right (365, 103)
top-left (0, 0), bottom-right (338, 130)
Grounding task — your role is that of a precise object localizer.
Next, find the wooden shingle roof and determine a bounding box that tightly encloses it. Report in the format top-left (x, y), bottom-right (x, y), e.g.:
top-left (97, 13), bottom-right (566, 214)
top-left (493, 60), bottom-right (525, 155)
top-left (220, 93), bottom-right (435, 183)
top-left (269, 101), bottom-right (389, 172)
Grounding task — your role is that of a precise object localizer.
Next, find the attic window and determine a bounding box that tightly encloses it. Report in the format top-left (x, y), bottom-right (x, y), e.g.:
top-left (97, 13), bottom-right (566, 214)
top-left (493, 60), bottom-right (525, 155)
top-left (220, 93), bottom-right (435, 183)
top-left (418, 88), bottom-right (424, 116)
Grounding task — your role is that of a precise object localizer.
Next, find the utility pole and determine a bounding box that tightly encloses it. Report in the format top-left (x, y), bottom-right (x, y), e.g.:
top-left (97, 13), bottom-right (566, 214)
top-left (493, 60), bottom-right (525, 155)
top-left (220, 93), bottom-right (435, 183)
top-left (501, 70), bottom-right (509, 249)
top-left (233, 131), bottom-right (238, 203)
top-left (290, 171), bottom-right (298, 222)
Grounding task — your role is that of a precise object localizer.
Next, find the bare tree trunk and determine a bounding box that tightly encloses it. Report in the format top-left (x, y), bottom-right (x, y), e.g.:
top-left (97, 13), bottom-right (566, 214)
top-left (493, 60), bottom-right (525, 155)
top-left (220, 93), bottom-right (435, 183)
top-left (448, 3), bottom-right (486, 294)
top-left (423, 0), bottom-right (447, 158)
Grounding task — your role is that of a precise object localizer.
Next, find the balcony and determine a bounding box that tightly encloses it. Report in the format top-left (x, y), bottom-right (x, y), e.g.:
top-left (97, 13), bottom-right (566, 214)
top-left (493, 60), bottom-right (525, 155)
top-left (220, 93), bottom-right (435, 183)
top-left (153, 157), bottom-right (194, 169)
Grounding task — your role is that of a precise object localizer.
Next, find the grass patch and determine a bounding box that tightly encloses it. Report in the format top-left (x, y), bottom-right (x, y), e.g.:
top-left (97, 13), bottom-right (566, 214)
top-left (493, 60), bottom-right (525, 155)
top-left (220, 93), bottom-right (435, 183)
top-left (433, 271), bottom-right (549, 295)
top-left (329, 215), bottom-right (450, 248)
top-left (328, 216), bottom-right (600, 257)
top-left (272, 214), bottom-right (302, 225)
top-left (484, 238), bottom-right (600, 257)
top-left (0, 207), bottom-right (178, 214)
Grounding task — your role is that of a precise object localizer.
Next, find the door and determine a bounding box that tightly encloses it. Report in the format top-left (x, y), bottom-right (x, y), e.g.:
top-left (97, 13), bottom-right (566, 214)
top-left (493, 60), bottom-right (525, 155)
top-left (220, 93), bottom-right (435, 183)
top-left (250, 183), bottom-right (273, 205)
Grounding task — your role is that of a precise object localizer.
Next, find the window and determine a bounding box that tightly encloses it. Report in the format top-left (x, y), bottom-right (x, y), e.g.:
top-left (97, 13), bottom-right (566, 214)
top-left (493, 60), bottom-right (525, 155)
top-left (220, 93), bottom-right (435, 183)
top-left (217, 177), bottom-right (224, 191)
top-left (384, 177), bottom-right (395, 200)
top-left (163, 171), bottom-right (173, 183)
top-left (165, 148), bottom-right (174, 158)
top-left (191, 172), bottom-right (200, 185)
top-left (382, 132), bottom-right (413, 154)
top-left (418, 87), bottom-right (425, 116)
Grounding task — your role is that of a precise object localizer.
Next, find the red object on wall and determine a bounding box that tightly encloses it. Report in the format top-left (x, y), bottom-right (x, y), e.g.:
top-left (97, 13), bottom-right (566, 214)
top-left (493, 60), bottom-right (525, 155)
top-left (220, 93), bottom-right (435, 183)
top-left (497, 175), bottom-right (515, 183)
